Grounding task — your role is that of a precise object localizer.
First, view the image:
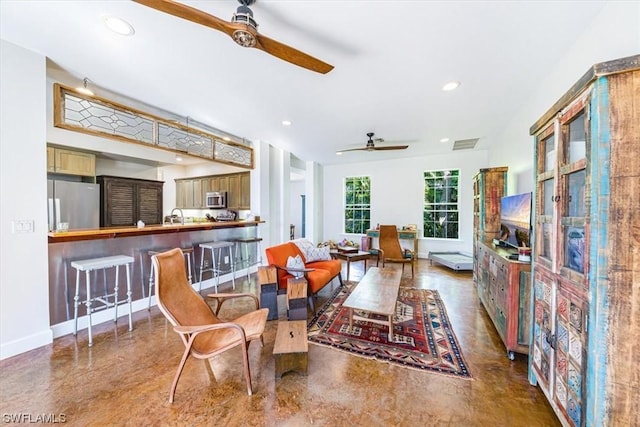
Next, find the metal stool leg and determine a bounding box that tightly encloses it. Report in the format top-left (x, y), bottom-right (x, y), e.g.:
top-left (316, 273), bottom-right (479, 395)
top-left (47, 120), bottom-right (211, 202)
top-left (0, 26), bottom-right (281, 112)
top-left (199, 247), bottom-right (206, 292)
top-left (243, 242), bottom-right (250, 280)
top-left (73, 269), bottom-right (80, 336)
top-left (114, 265), bottom-right (120, 322)
top-left (139, 252), bottom-right (147, 299)
top-left (85, 270), bottom-right (93, 347)
top-left (148, 263), bottom-right (154, 310)
top-left (126, 263), bottom-right (133, 331)
top-left (213, 247), bottom-right (220, 292)
top-left (229, 245), bottom-right (236, 290)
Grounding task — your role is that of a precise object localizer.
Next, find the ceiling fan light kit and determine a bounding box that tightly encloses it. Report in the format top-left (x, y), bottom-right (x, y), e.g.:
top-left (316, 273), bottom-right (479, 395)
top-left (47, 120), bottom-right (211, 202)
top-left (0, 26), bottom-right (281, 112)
top-left (134, 0), bottom-right (333, 74)
top-left (231, 2), bottom-right (258, 47)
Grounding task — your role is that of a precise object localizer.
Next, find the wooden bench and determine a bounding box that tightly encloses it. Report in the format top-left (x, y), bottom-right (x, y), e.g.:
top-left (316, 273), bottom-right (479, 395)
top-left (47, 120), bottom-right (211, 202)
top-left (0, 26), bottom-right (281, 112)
top-left (273, 320), bottom-right (308, 379)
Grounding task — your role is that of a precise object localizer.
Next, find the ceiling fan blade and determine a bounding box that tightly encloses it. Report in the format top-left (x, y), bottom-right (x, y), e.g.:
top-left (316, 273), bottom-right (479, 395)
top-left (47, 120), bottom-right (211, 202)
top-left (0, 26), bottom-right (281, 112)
top-left (133, 0), bottom-right (234, 36)
top-left (373, 145), bottom-right (409, 150)
top-left (337, 147), bottom-right (368, 153)
top-left (134, 0), bottom-right (333, 74)
top-left (255, 33), bottom-right (334, 74)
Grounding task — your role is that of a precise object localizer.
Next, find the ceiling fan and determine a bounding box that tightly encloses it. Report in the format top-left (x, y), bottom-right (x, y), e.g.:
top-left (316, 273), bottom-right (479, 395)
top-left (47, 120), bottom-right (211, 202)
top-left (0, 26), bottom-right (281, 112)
top-left (337, 132), bottom-right (409, 153)
top-left (134, 0), bottom-right (334, 74)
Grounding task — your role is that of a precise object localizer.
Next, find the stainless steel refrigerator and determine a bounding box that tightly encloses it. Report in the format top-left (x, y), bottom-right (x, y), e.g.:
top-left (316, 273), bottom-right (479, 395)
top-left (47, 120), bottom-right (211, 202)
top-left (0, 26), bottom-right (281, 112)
top-left (47, 180), bottom-right (100, 231)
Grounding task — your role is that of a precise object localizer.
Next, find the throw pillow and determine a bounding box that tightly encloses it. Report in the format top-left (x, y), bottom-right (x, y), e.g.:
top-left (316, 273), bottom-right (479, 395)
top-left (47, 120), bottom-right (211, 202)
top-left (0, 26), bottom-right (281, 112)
top-left (291, 238), bottom-right (315, 252)
top-left (286, 255), bottom-right (305, 278)
top-left (304, 246), bottom-right (331, 262)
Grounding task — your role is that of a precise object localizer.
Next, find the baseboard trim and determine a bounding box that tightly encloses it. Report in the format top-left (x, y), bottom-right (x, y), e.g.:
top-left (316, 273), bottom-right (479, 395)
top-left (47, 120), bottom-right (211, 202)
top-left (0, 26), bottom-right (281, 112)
top-left (0, 329), bottom-right (53, 361)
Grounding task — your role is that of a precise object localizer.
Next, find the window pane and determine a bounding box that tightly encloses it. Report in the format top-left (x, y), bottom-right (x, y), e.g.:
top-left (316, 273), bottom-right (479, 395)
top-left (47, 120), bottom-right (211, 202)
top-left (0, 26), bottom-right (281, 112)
top-left (344, 176), bottom-right (371, 234)
top-left (564, 226), bottom-right (585, 273)
top-left (567, 170), bottom-right (586, 217)
top-left (543, 179), bottom-right (554, 216)
top-left (544, 133), bottom-right (556, 172)
top-left (568, 112), bottom-right (586, 163)
top-left (423, 169), bottom-right (459, 239)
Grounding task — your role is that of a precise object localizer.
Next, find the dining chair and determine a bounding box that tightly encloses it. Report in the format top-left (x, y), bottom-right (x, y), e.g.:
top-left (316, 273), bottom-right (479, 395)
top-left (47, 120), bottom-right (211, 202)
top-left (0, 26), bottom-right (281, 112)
top-left (152, 248), bottom-right (269, 402)
top-left (377, 225), bottom-right (415, 278)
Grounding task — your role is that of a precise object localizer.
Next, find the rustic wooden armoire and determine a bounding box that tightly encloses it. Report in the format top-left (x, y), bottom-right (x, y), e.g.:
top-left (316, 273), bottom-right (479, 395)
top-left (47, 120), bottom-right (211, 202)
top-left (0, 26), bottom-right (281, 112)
top-left (529, 55), bottom-right (639, 427)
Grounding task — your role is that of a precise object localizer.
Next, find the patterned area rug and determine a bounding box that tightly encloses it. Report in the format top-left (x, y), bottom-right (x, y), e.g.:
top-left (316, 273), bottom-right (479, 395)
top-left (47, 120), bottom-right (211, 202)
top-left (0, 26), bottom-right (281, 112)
top-left (308, 283), bottom-right (472, 379)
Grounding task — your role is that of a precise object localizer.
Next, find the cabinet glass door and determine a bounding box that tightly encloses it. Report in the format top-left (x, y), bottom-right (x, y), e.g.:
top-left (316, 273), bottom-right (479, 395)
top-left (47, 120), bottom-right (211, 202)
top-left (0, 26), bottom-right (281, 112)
top-left (535, 126), bottom-right (556, 267)
top-left (558, 102), bottom-right (588, 282)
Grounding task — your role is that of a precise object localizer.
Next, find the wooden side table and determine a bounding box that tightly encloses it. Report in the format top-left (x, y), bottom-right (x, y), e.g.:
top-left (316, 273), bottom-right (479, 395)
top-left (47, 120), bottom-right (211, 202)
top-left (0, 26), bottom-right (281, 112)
top-left (330, 251), bottom-right (372, 281)
top-left (286, 277), bottom-right (307, 320)
top-left (257, 266), bottom-right (278, 320)
top-left (273, 320), bottom-right (308, 379)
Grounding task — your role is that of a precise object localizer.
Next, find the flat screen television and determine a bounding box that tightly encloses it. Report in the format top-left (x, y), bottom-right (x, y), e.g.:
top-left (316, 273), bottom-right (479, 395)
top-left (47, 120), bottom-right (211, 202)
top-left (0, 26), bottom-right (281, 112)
top-left (499, 192), bottom-right (532, 249)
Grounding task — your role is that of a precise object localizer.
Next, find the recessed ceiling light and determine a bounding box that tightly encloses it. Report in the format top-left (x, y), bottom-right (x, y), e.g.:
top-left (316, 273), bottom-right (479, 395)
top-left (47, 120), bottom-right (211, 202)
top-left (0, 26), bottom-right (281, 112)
top-left (440, 138), bottom-right (450, 143)
top-left (104, 16), bottom-right (135, 36)
top-left (336, 151), bottom-right (343, 155)
top-left (282, 120), bottom-right (292, 126)
top-left (175, 155), bottom-right (183, 162)
top-left (442, 81), bottom-right (460, 91)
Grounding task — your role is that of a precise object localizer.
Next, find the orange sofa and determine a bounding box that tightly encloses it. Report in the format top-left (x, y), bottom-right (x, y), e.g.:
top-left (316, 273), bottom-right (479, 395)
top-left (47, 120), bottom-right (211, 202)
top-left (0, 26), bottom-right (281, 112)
top-left (265, 242), bottom-right (343, 312)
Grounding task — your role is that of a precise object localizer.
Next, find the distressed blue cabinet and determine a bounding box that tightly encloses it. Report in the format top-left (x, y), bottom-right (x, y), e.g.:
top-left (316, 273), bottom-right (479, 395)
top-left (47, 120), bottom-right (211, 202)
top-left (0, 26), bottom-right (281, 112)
top-left (529, 55), bottom-right (640, 427)
top-left (472, 166), bottom-right (507, 284)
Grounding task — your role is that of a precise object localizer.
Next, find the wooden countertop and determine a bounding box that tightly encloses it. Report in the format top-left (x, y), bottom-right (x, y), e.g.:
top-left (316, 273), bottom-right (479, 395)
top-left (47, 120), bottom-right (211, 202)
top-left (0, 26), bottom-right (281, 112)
top-left (48, 221), bottom-right (264, 243)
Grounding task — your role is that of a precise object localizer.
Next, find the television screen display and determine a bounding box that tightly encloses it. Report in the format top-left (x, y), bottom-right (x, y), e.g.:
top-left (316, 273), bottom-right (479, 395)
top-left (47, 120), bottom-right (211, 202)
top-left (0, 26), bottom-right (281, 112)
top-left (500, 192), bottom-right (532, 249)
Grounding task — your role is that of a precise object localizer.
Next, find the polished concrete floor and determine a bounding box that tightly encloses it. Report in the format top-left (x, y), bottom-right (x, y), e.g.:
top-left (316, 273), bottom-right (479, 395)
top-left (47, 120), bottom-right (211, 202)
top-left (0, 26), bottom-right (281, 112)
top-left (0, 259), bottom-right (560, 426)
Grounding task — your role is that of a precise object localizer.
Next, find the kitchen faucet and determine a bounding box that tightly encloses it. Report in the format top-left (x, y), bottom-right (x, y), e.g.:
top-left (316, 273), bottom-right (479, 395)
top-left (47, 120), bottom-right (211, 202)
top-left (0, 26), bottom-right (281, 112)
top-left (170, 208), bottom-right (184, 225)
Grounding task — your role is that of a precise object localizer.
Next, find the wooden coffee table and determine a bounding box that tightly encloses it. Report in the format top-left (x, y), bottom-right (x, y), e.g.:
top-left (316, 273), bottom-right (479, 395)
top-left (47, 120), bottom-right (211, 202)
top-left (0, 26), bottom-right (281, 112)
top-left (330, 250), bottom-right (374, 280)
top-left (342, 267), bottom-right (402, 341)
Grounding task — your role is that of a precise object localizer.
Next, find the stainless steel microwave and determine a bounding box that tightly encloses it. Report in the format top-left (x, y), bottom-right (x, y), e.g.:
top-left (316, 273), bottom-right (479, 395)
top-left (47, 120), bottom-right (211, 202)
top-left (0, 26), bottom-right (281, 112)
top-left (205, 191), bottom-right (227, 208)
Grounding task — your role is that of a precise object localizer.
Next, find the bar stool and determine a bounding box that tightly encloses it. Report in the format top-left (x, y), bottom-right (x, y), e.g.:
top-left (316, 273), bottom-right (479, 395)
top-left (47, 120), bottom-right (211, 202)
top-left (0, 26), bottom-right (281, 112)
top-left (198, 241), bottom-right (235, 292)
top-left (231, 237), bottom-right (263, 280)
top-left (71, 255), bottom-right (134, 347)
top-left (147, 247), bottom-right (194, 310)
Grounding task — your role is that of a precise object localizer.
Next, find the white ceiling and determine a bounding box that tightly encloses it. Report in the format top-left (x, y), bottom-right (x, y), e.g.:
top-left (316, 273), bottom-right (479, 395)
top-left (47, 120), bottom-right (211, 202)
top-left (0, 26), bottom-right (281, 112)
top-left (1, 0), bottom-right (609, 166)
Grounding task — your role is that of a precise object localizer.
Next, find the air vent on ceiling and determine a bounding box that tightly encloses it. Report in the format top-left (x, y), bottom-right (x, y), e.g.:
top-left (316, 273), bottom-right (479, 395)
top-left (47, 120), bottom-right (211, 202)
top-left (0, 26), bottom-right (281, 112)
top-left (452, 138), bottom-right (479, 150)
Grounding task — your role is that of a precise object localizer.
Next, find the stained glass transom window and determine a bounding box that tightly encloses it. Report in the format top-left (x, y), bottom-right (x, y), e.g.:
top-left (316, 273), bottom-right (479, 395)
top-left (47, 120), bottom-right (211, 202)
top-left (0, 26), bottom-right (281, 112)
top-left (157, 123), bottom-right (214, 158)
top-left (63, 93), bottom-right (154, 143)
top-left (55, 84), bottom-right (253, 168)
top-left (214, 140), bottom-right (252, 167)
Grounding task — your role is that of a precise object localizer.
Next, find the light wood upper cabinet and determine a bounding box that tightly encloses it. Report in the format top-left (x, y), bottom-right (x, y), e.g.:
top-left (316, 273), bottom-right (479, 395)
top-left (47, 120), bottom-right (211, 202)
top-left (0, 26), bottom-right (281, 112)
top-left (192, 179), bottom-right (203, 208)
top-left (228, 172), bottom-right (250, 210)
top-left (228, 174), bottom-right (240, 209)
top-left (239, 172), bottom-right (250, 210)
top-left (47, 147), bottom-right (56, 172)
top-left (47, 146), bottom-right (96, 177)
top-left (176, 171), bottom-right (250, 210)
top-left (218, 176), bottom-right (229, 193)
top-left (175, 180), bottom-right (189, 209)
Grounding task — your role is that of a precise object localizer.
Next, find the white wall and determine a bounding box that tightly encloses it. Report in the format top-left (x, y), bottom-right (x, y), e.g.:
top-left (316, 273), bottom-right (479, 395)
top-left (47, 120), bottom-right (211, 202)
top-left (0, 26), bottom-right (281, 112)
top-left (290, 179), bottom-right (305, 239)
top-left (323, 150), bottom-right (490, 258)
top-left (95, 158), bottom-right (159, 181)
top-left (0, 40), bottom-right (52, 359)
top-left (490, 1), bottom-right (640, 194)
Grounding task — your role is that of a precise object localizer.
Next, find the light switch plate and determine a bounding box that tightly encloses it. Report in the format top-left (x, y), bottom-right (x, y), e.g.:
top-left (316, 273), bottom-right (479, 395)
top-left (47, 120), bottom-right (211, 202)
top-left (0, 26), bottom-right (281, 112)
top-left (11, 220), bottom-right (35, 234)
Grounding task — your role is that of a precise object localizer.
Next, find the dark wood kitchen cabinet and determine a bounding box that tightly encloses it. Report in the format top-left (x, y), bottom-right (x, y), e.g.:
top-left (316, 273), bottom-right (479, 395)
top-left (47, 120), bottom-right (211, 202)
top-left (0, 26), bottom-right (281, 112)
top-left (97, 176), bottom-right (164, 227)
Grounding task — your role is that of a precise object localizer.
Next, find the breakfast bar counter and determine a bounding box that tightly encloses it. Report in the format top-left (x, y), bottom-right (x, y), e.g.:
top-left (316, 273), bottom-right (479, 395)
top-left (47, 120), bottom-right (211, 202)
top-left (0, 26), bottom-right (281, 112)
top-left (48, 220), bottom-right (263, 243)
top-left (48, 221), bottom-right (264, 326)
